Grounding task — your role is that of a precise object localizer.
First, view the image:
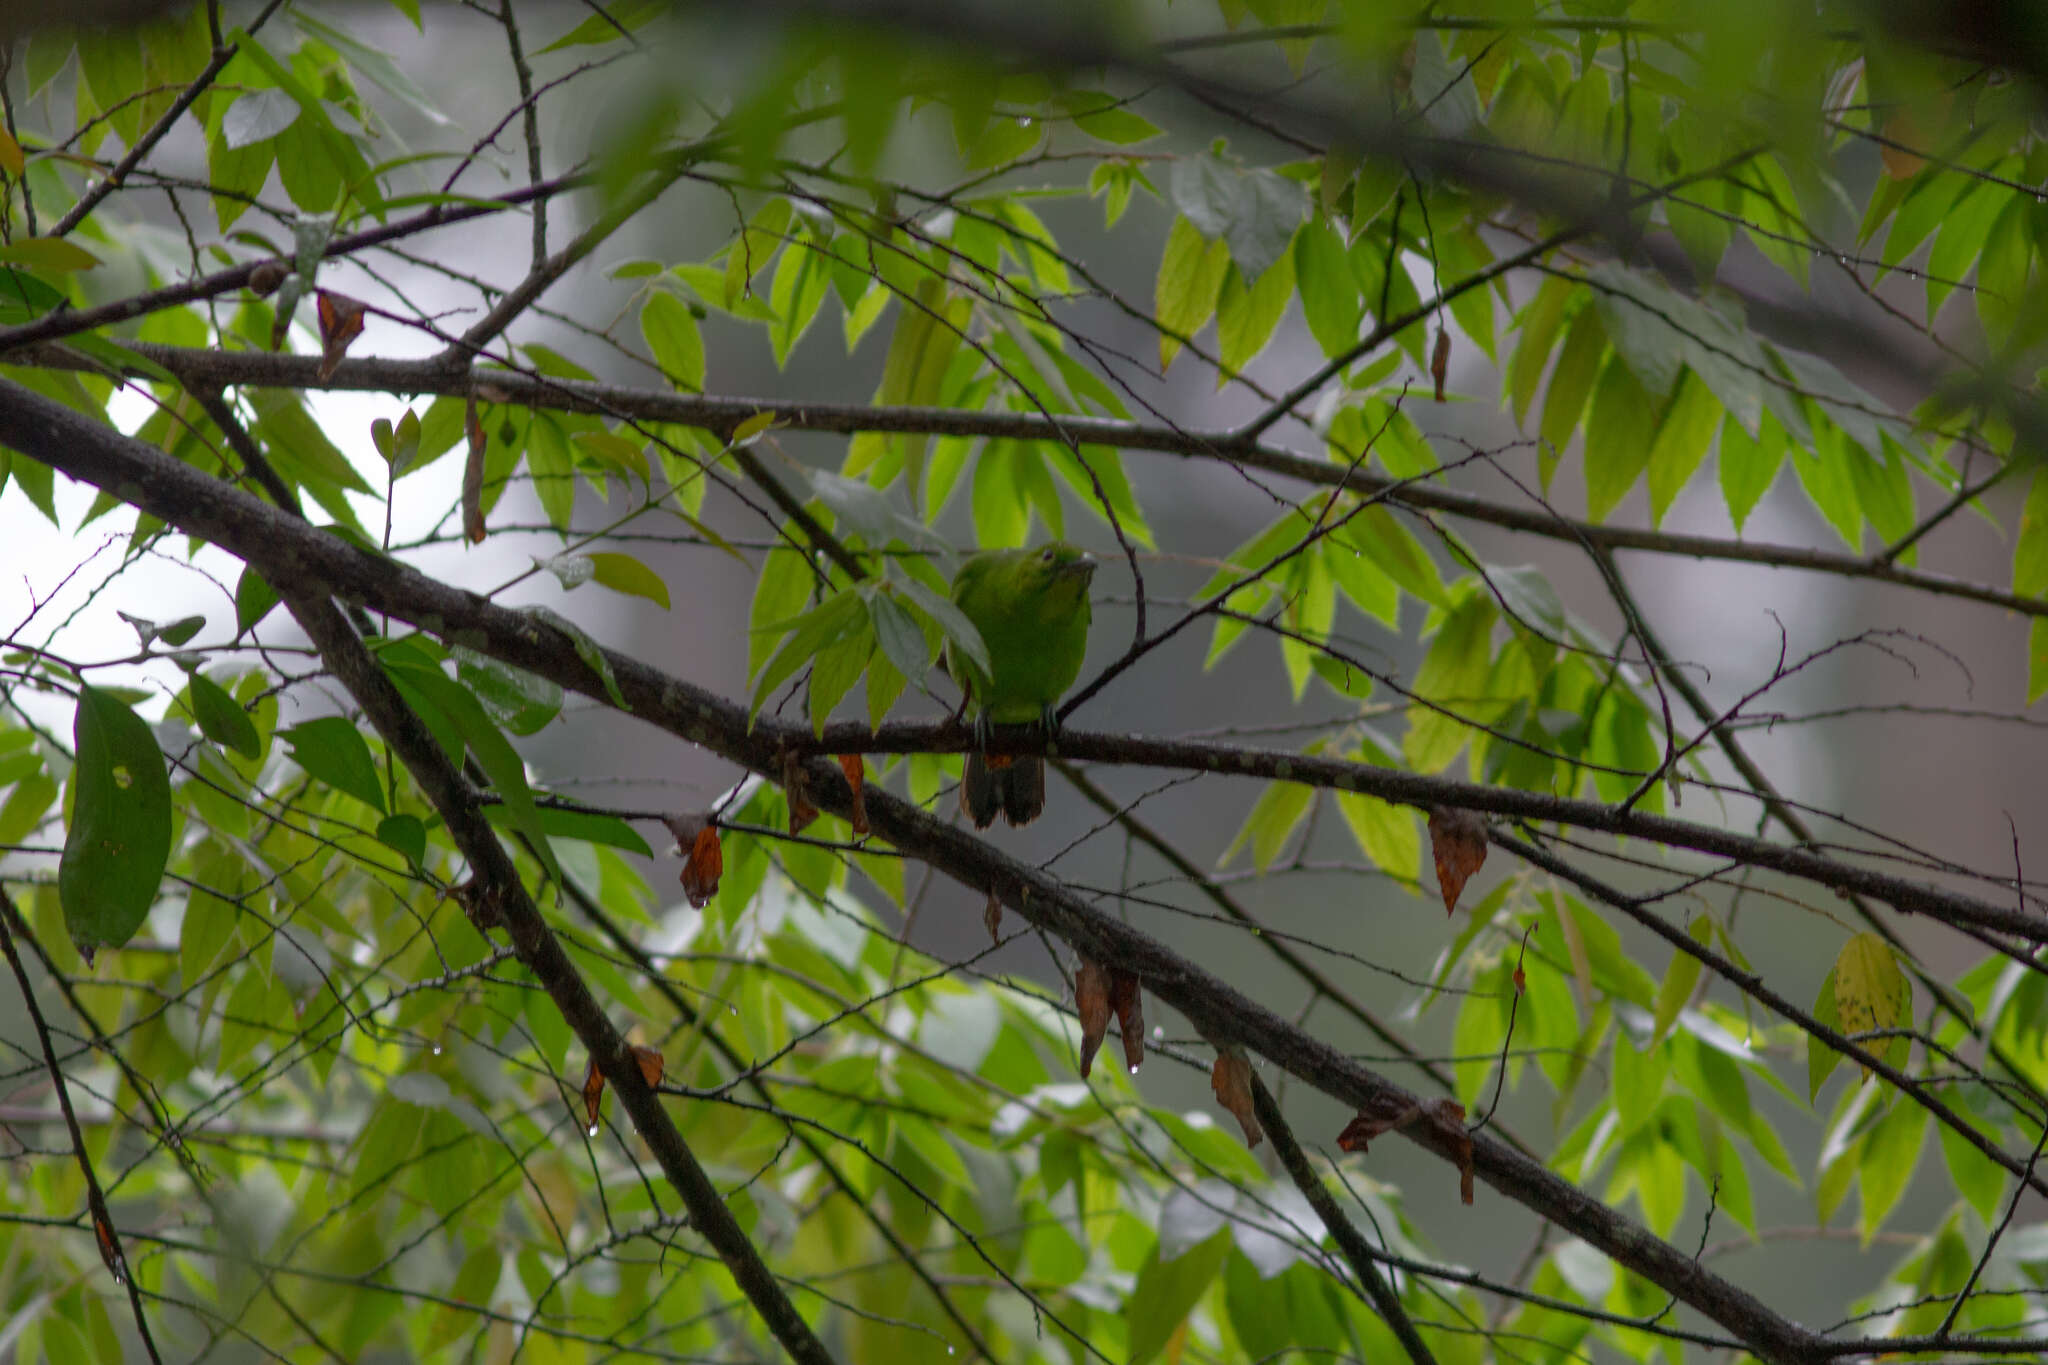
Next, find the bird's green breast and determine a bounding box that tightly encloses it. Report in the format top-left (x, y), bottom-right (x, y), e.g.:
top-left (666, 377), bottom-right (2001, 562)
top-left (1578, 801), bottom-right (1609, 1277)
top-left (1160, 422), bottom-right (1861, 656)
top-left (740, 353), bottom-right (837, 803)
top-left (952, 549), bottom-right (1094, 722)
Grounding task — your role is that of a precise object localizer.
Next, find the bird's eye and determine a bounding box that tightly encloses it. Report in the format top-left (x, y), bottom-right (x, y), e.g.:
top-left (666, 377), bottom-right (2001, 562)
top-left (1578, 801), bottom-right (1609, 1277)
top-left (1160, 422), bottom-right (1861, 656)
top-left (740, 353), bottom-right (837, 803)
top-left (1040, 548), bottom-right (1055, 563)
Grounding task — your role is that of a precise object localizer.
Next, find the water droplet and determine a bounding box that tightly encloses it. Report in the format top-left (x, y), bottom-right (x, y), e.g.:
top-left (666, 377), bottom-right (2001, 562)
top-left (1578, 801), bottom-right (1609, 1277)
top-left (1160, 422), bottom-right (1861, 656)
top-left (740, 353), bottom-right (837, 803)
top-left (1151, 1025), bottom-right (1163, 1039)
top-left (431, 1044), bottom-right (442, 1056)
top-left (1016, 116), bottom-right (1033, 127)
top-left (1127, 1063), bottom-right (1140, 1075)
top-left (586, 1124), bottom-right (599, 1138)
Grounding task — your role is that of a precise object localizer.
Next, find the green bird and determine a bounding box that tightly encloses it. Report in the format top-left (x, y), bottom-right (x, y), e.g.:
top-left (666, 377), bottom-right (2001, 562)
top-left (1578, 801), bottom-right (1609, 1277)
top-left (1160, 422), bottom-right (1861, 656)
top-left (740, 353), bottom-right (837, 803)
top-left (949, 542), bottom-right (1098, 828)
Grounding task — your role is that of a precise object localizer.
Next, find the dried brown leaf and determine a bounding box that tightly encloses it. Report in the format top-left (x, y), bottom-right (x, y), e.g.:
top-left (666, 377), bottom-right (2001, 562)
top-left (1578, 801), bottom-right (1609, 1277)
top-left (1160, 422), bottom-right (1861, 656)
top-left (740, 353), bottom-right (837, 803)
top-left (1110, 969), bottom-right (1144, 1074)
top-left (1431, 325), bottom-right (1451, 401)
top-left (782, 750), bottom-right (818, 833)
top-left (631, 1043), bottom-right (666, 1088)
top-left (1210, 1049), bottom-right (1263, 1149)
top-left (1076, 959), bottom-right (1112, 1078)
top-left (1423, 1098), bottom-right (1475, 1205)
top-left (1334, 1099), bottom-right (1419, 1154)
top-left (669, 816), bottom-right (723, 910)
top-left (838, 754), bottom-right (869, 835)
top-left (983, 890), bottom-right (1002, 946)
top-left (581, 1058), bottom-right (606, 1130)
top-left (93, 1211), bottom-right (123, 1280)
top-left (315, 289), bottom-right (368, 382)
top-left (1427, 806), bottom-right (1488, 915)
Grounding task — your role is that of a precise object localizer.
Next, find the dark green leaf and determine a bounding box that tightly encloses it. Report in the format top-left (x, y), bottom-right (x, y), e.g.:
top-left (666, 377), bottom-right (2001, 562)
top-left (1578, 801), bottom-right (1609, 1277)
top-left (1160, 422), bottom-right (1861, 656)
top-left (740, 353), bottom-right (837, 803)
top-left (281, 716), bottom-right (388, 812)
top-left (188, 673), bottom-right (260, 759)
top-left (59, 686), bottom-right (173, 956)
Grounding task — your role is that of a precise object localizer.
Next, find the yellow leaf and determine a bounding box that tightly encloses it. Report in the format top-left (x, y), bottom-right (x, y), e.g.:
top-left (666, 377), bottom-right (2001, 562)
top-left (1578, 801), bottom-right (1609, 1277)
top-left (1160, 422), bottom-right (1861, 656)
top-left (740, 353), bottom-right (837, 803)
top-left (0, 126), bottom-right (23, 178)
top-left (1834, 932), bottom-right (1905, 1081)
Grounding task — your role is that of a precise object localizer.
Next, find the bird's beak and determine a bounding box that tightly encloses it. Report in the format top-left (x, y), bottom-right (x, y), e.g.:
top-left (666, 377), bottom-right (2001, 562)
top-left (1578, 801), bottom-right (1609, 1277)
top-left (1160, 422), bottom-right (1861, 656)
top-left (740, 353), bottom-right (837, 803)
top-left (1061, 553), bottom-right (1099, 580)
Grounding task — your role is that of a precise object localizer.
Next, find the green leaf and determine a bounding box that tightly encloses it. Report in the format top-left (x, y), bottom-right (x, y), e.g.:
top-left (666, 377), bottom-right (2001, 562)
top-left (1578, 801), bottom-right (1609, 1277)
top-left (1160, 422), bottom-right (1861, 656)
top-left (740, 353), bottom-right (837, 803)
top-left (1155, 215), bottom-right (1231, 371)
top-left (1221, 780), bottom-right (1313, 871)
top-left (1612, 1031), bottom-right (1664, 1133)
top-left (1646, 371), bottom-right (1721, 526)
top-left (1126, 1230), bottom-right (1231, 1365)
top-left (528, 413), bottom-right (576, 531)
top-left (1335, 787), bottom-right (1419, 881)
top-left (59, 686), bottom-right (173, 956)
top-left (0, 238), bottom-right (101, 273)
top-left (1584, 355), bottom-right (1658, 522)
top-left (1293, 219), bottom-right (1360, 358)
top-left (749, 590), bottom-right (866, 723)
top-left (281, 716), bottom-right (388, 813)
top-left (587, 551), bottom-right (671, 609)
top-left (1718, 410), bottom-right (1784, 533)
top-left (2014, 471), bottom-right (2048, 600)
top-left (376, 814), bottom-right (426, 865)
top-left (1169, 154), bottom-right (1306, 280)
top-left (452, 648), bottom-right (563, 736)
top-left (524, 605), bottom-right (627, 709)
top-left (1539, 305), bottom-right (1607, 477)
top-left (641, 289), bottom-right (705, 391)
top-left (1807, 964), bottom-right (1844, 1103)
top-left (1651, 915), bottom-right (1711, 1043)
top-left (1216, 254), bottom-right (1296, 377)
top-left (188, 673), bottom-right (260, 759)
top-left (1858, 1097), bottom-right (1927, 1240)
top-left (1404, 590), bottom-right (1498, 773)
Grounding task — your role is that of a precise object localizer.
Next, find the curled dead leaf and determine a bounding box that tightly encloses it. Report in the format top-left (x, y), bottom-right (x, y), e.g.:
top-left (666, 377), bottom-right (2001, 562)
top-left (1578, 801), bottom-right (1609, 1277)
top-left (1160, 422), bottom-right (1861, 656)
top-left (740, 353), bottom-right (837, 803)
top-left (983, 890), bottom-right (1002, 946)
top-left (315, 290), bottom-right (369, 382)
top-left (1110, 969), bottom-right (1144, 1074)
top-left (1427, 806), bottom-right (1488, 915)
top-left (1335, 1096), bottom-right (1473, 1205)
top-left (581, 1058), bottom-right (606, 1130)
top-left (1211, 1049), bottom-right (1263, 1149)
top-left (663, 813), bottom-right (725, 909)
top-left (782, 750), bottom-right (818, 833)
top-left (1076, 959), bottom-right (1111, 1078)
top-left (838, 754), bottom-right (869, 835)
top-left (93, 1210), bottom-right (124, 1281)
top-left (632, 1043), bottom-right (666, 1088)
top-left (462, 393), bottom-right (487, 544)
top-left (1431, 325), bottom-right (1451, 401)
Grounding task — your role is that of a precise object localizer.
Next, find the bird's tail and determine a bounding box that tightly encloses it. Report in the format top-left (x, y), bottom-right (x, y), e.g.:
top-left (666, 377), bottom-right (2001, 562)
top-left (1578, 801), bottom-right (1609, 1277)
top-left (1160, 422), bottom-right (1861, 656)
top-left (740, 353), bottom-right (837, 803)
top-left (962, 753), bottom-right (1046, 828)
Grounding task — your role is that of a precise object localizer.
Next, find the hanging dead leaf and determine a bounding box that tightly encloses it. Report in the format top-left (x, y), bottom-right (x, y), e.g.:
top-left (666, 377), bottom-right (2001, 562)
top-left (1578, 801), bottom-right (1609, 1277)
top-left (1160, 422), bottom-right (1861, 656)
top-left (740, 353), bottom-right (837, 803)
top-left (1110, 969), bottom-right (1144, 1074)
top-left (1076, 959), bottom-right (1112, 1078)
top-left (1210, 1048), bottom-right (1262, 1149)
top-left (1335, 1099), bottom-right (1418, 1154)
top-left (1426, 1098), bottom-right (1475, 1205)
top-left (838, 754), bottom-right (869, 835)
top-left (1427, 806), bottom-right (1488, 915)
top-left (462, 393), bottom-right (487, 544)
top-left (983, 890), bottom-right (1002, 946)
top-left (314, 289), bottom-right (369, 381)
top-left (93, 1210), bottom-right (124, 1280)
top-left (1431, 325), bottom-right (1451, 401)
top-left (782, 750), bottom-right (818, 833)
top-left (663, 813), bottom-right (724, 909)
top-left (581, 1057), bottom-right (606, 1130)
top-left (1512, 961), bottom-right (1525, 995)
top-left (1336, 1098), bottom-right (1473, 1204)
top-left (631, 1043), bottom-right (666, 1088)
